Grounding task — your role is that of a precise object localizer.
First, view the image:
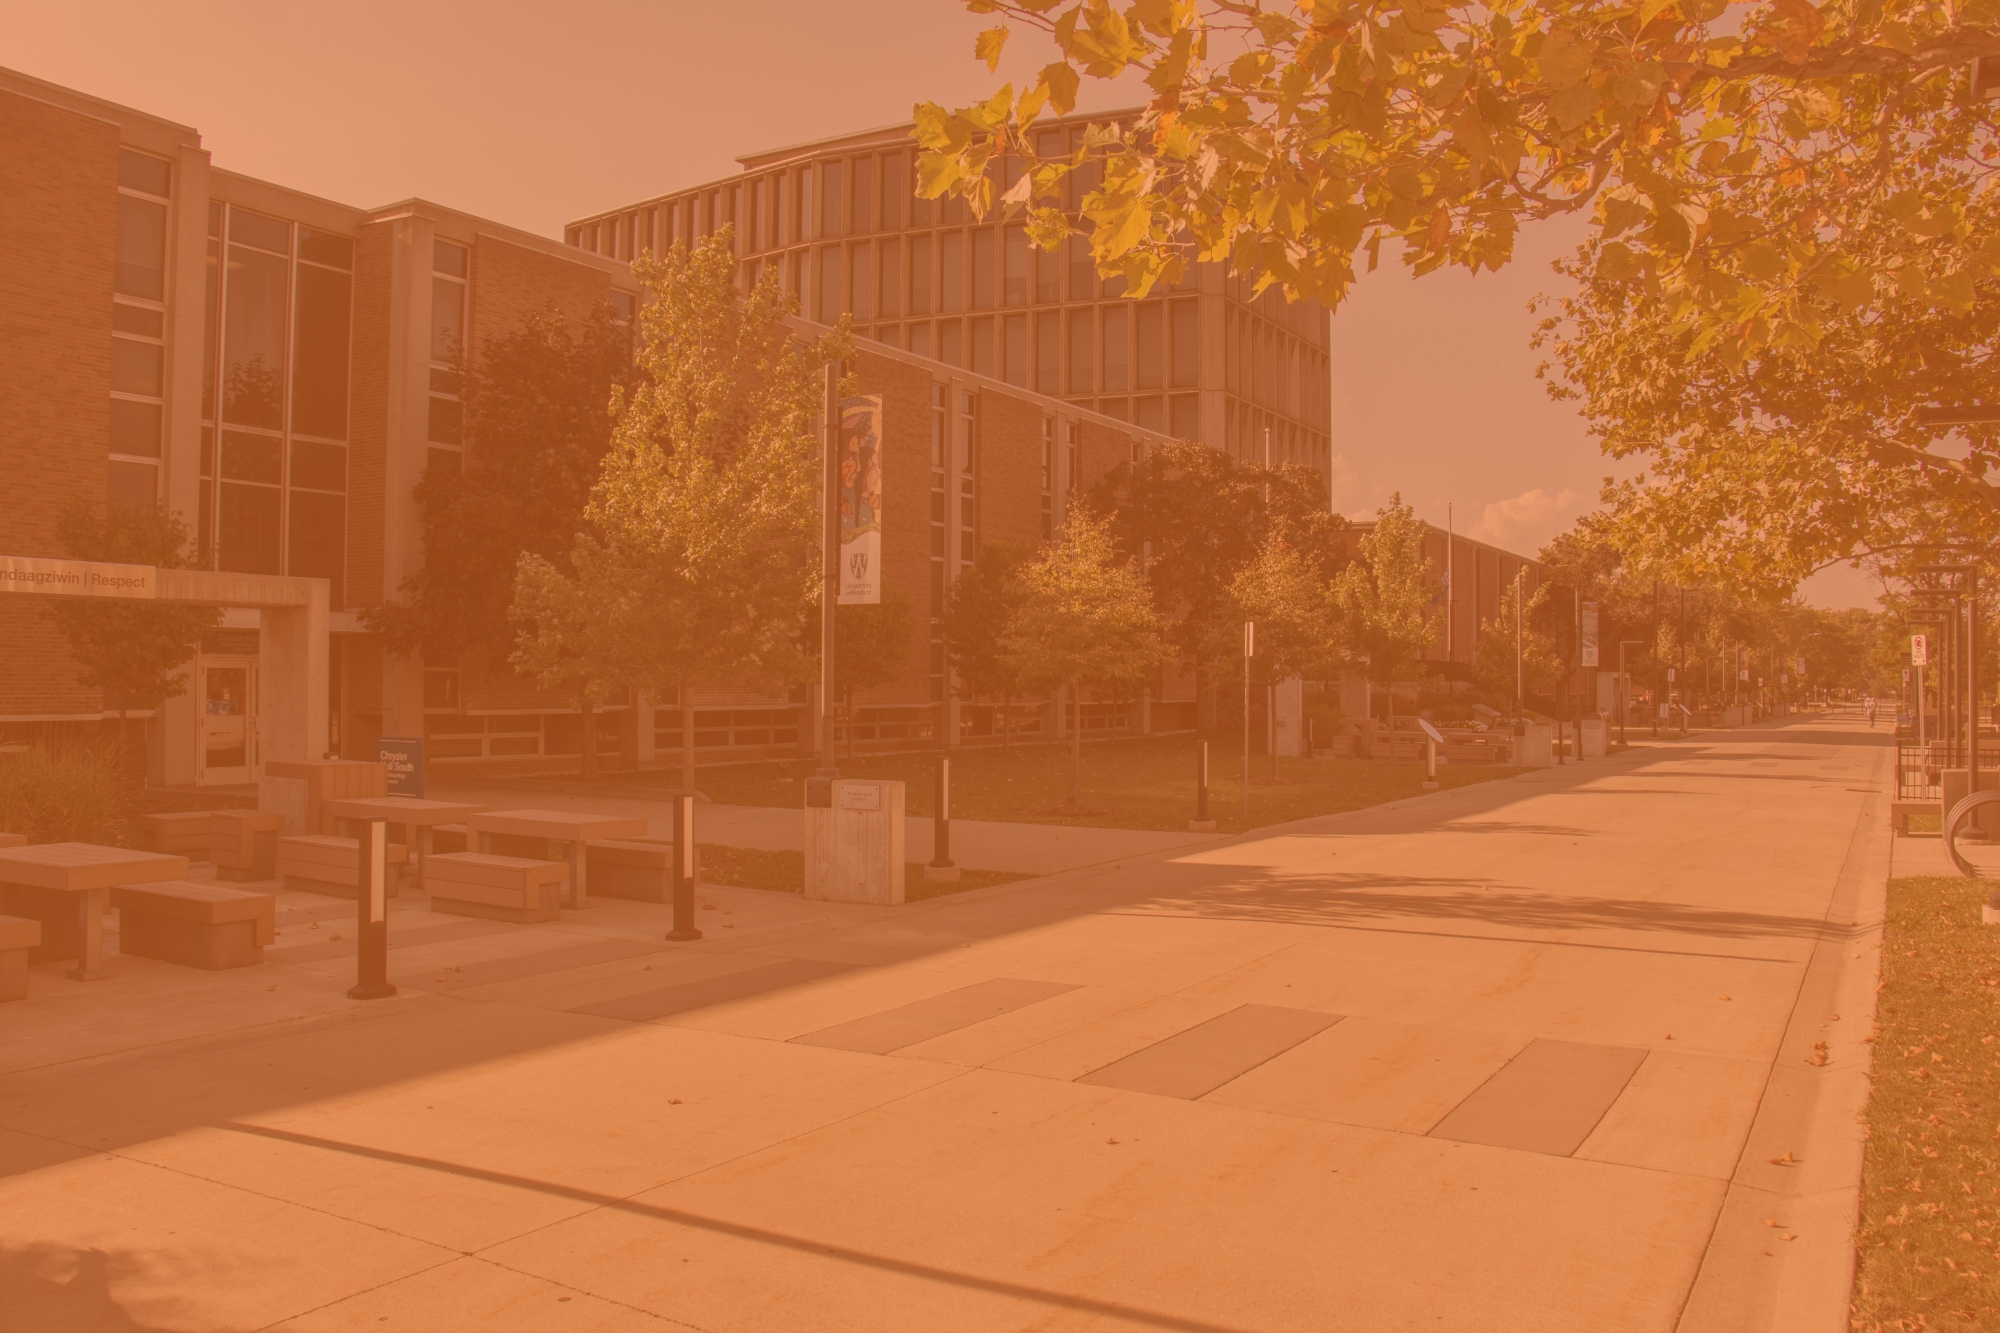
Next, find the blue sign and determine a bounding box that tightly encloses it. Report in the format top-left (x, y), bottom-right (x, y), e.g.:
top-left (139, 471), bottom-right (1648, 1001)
top-left (377, 736), bottom-right (425, 797)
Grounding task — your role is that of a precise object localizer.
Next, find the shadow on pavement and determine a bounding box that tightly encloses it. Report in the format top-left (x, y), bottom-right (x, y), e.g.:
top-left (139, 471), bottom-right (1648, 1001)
top-left (0, 1244), bottom-right (186, 1332)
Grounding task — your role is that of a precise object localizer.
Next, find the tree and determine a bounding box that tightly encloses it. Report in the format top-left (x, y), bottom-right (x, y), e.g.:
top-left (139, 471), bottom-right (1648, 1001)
top-left (1332, 494), bottom-right (1438, 739)
top-left (833, 593), bottom-right (916, 758)
top-left (44, 501), bottom-right (220, 763)
top-left (1090, 440), bottom-right (1338, 730)
top-left (1002, 509), bottom-right (1167, 807)
top-left (917, 0), bottom-right (1998, 372)
top-left (1213, 532), bottom-right (1350, 774)
top-left (508, 228), bottom-right (847, 795)
top-left (1472, 576), bottom-right (1564, 713)
top-left (367, 308), bottom-right (630, 660)
top-left (942, 541), bottom-right (1032, 748)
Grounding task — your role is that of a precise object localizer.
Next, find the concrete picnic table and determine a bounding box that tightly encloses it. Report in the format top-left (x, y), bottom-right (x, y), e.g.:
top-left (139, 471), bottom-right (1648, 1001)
top-left (466, 808), bottom-right (647, 909)
top-left (0, 843), bottom-right (189, 980)
top-left (320, 796), bottom-right (487, 891)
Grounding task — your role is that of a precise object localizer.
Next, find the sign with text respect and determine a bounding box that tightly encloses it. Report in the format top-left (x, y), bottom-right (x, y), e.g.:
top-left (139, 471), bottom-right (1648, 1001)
top-left (0, 555), bottom-right (155, 598)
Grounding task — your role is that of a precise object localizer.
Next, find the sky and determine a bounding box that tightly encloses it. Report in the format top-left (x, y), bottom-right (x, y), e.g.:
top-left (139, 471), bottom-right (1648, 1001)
top-left (2, 0), bottom-right (1877, 608)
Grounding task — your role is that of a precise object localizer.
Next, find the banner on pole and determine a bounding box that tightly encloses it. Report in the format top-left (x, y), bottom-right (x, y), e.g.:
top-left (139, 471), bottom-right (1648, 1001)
top-left (837, 395), bottom-right (883, 605)
top-left (1580, 601), bottom-right (1599, 668)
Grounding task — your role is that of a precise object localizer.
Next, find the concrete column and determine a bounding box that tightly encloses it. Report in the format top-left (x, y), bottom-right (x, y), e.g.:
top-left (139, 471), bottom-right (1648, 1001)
top-left (379, 214), bottom-right (434, 749)
top-left (633, 692), bottom-right (656, 765)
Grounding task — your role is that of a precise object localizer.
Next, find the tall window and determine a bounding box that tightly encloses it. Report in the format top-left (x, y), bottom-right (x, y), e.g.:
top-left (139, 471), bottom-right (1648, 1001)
top-left (427, 240), bottom-right (468, 486)
top-left (110, 149), bottom-right (171, 511)
top-left (289, 227), bottom-right (353, 607)
top-left (958, 390), bottom-right (978, 571)
top-left (930, 384), bottom-right (948, 705)
top-left (1040, 417), bottom-right (1055, 541)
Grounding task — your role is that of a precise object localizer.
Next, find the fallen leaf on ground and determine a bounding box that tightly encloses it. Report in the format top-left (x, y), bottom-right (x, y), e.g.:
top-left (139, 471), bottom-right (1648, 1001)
top-left (1769, 1151), bottom-right (1798, 1166)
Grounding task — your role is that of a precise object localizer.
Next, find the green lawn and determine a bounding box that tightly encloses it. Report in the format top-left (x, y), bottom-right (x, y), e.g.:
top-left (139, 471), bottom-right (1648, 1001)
top-left (602, 734), bottom-right (1526, 834)
top-left (698, 844), bottom-right (1025, 901)
top-left (1849, 876), bottom-right (2000, 1328)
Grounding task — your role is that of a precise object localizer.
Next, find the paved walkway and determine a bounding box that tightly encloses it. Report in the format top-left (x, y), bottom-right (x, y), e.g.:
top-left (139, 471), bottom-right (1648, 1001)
top-left (429, 777), bottom-right (1218, 876)
top-left (0, 715), bottom-right (1891, 1331)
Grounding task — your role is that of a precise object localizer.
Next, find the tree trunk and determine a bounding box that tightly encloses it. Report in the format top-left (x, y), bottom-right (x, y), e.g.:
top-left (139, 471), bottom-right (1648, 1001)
top-left (1194, 657), bottom-right (1213, 733)
top-left (680, 685), bottom-right (696, 796)
top-left (580, 693), bottom-right (597, 779)
top-left (1001, 693), bottom-right (1012, 753)
top-left (1068, 682), bottom-right (1082, 806)
top-left (1269, 682), bottom-right (1279, 781)
top-left (1384, 679), bottom-right (1396, 762)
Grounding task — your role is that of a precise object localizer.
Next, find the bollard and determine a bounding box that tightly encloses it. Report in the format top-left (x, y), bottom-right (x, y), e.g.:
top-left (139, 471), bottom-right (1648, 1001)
top-left (1190, 741), bottom-right (1216, 831)
top-left (925, 755), bottom-right (959, 882)
top-left (666, 793), bottom-right (702, 941)
top-left (348, 818), bottom-right (396, 1000)
top-left (1423, 735), bottom-right (1439, 791)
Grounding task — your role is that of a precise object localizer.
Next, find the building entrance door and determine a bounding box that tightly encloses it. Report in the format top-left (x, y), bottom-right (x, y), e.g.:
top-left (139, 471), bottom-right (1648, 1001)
top-left (198, 658), bottom-right (258, 785)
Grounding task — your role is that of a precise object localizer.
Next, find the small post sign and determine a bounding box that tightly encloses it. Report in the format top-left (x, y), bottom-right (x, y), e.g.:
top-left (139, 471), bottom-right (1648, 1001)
top-left (377, 737), bottom-right (425, 797)
top-left (1580, 601), bottom-right (1600, 667)
top-left (1912, 633), bottom-right (1930, 667)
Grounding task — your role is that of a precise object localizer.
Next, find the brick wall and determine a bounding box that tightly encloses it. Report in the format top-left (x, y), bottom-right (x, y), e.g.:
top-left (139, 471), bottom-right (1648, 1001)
top-left (0, 90), bottom-right (121, 718)
top-left (470, 235), bottom-right (615, 359)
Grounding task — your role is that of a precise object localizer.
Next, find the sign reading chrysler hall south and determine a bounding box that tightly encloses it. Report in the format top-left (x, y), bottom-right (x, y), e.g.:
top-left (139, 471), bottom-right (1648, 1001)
top-left (837, 395), bottom-right (883, 605)
top-left (0, 556), bottom-right (155, 598)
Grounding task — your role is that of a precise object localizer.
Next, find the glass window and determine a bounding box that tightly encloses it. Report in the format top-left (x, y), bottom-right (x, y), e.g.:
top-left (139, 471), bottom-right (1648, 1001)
top-left (113, 305), bottom-right (164, 338)
top-left (878, 237), bottom-right (901, 318)
top-left (223, 243), bottom-right (288, 428)
top-left (879, 153), bottom-right (904, 230)
top-left (1136, 397), bottom-right (1164, 432)
top-left (117, 149), bottom-right (170, 198)
top-left (1102, 306), bottom-right (1129, 391)
top-left (1003, 314), bottom-right (1026, 387)
top-left (110, 338), bottom-right (163, 397)
top-left (287, 490), bottom-right (345, 609)
top-left (820, 159), bottom-right (843, 237)
top-left (433, 239), bottom-right (468, 277)
top-left (908, 323), bottom-right (931, 358)
top-left (202, 231), bottom-right (220, 419)
top-left (218, 482), bottom-right (282, 574)
top-left (221, 431), bottom-right (283, 483)
top-left (230, 209), bottom-right (290, 254)
top-left (970, 317), bottom-right (994, 378)
top-left (290, 441), bottom-right (346, 492)
top-left (114, 195), bottom-right (167, 300)
top-left (909, 235), bottom-right (931, 314)
top-left (293, 264), bottom-right (351, 439)
top-left (939, 232), bottom-right (962, 312)
top-left (815, 246), bottom-right (839, 323)
top-left (851, 157), bottom-right (873, 233)
top-left (1067, 233), bottom-right (1093, 298)
top-left (1035, 311), bottom-right (1059, 395)
top-left (1136, 303), bottom-right (1163, 390)
top-left (1171, 300), bottom-right (1198, 388)
top-left (1067, 308), bottom-right (1093, 393)
top-left (109, 399), bottom-right (162, 457)
top-left (1036, 239), bottom-right (1060, 304)
top-left (1171, 394), bottom-right (1199, 440)
top-left (795, 165), bottom-right (811, 242)
top-left (850, 243), bottom-right (872, 320)
top-left (1004, 226), bottom-right (1029, 305)
top-left (430, 276), bottom-right (464, 363)
top-left (108, 460), bottom-right (158, 512)
top-left (427, 396), bottom-right (463, 446)
top-left (938, 319), bottom-right (961, 368)
top-left (300, 229), bottom-right (353, 269)
top-left (971, 230), bottom-right (994, 308)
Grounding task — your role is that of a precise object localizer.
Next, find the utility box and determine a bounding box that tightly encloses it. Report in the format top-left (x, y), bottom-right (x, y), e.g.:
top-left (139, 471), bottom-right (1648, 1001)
top-left (1515, 723), bottom-right (1555, 768)
top-left (805, 778), bottom-right (906, 905)
top-left (1580, 716), bottom-right (1608, 758)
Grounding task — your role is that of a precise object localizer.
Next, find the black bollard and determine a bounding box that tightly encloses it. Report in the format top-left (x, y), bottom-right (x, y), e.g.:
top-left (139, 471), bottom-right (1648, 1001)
top-left (667, 793), bottom-right (702, 941)
top-left (348, 818), bottom-right (396, 1000)
top-left (1190, 740), bottom-right (1216, 831)
top-left (925, 755), bottom-right (959, 882)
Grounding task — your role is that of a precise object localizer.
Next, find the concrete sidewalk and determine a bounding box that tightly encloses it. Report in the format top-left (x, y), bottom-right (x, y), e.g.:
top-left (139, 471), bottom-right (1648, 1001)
top-left (429, 777), bottom-right (1220, 876)
top-left (0, 716), bottom-right (1889, 1331)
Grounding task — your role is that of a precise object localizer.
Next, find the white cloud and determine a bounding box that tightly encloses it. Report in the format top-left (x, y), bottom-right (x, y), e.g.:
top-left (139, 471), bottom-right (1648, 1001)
top-left (1467, 487), bottom-right (1582, 552)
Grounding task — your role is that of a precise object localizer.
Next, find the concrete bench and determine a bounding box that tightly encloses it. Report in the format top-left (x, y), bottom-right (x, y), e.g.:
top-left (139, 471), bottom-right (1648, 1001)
top-left (277, 834), bottom-right (409, 899)
top-left (211, 810), bottom-right (287, 881)
top-left (429, 823), bottom-right (469, 855)
top-left (1890, 800), bottom-right (1933, 834)
top-left (110, 881), bottom-right (274, 970)
top-left (139, 811), bottom-right (213, 855)
top-left (585, 839), bottom-right (671, 903)
top-left (0, 914), bottom-right (39, 1001)
top-left (425, 852), bottom-right (566, 924)
top-left (0, 833), bottom-right (25, 849)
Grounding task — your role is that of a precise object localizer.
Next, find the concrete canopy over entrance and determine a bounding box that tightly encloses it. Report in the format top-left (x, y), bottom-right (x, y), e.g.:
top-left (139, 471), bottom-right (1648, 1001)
top-left (0, 556), bottom-right (329, 785)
